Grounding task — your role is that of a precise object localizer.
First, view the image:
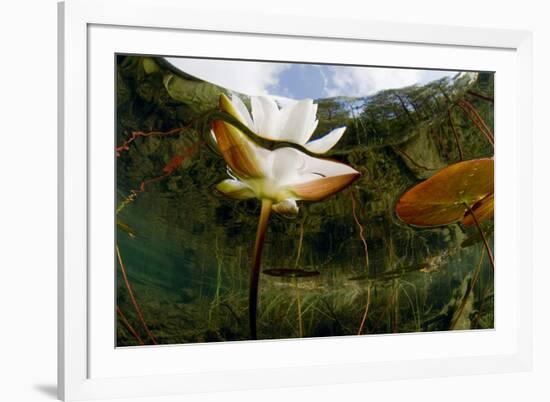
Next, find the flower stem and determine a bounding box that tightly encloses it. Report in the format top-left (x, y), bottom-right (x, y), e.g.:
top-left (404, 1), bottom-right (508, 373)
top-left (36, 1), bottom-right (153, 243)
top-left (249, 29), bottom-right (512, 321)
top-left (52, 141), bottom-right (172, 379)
top-left (249, 199), bottom-right (272, 340)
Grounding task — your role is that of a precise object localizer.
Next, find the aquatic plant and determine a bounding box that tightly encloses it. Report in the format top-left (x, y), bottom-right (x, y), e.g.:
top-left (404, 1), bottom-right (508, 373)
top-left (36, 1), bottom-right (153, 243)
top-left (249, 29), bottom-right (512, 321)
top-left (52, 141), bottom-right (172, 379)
top-left (263, 268), bottom-right (320, 337)
top-left (450, 249), bottom-right (485, 329)
top-left (349, 190), bottom-right (372, 334)
top-left (116, 305), bottom-right (144, 345)
top-left (396, 158), bottom-right (494, 270)
top-left (114, 56), bottom-right (495, 344)
top-left (212, 94), bottom-right (360, 339)
top-left (116, 245), bottom-right (158, 344)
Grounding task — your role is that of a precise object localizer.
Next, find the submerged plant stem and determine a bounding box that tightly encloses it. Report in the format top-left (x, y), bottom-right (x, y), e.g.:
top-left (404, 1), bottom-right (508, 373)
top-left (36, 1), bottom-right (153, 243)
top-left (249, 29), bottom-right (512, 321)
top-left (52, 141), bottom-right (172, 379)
top-left (450, 249), bottom-right (485, 329)
top-left (116, 305), bottom-right (144, 345)
top-left (454, 100), bottom-right (494, 147)
top-left (447, 109), bottom-right (464, 161)
top-left (467, 90), bottom-right (494, 104)
top-left (249, 199), bottom-right (273, 340)
top-left (116, 244), bottom-right (158, 344)
top-left (357, 284), bottom-right (372, 335)
top-left (294, 221), bottom-right (304, 269)
top-left (464, 204), bottom-right (495, 271)
top-left (351, 191), bottom-right (369, 274)
top-left (294, 278), bottom-right (303, 338)
top-left (372, 286), bottom-right (398, 333)
top-left (393, 146), bottom-right (440, 171)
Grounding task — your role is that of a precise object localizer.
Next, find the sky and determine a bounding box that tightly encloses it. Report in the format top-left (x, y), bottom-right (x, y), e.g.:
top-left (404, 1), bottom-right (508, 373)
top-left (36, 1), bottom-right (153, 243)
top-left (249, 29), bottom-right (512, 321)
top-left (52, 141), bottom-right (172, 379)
top-left (165, 57), bottom-right (458, 100)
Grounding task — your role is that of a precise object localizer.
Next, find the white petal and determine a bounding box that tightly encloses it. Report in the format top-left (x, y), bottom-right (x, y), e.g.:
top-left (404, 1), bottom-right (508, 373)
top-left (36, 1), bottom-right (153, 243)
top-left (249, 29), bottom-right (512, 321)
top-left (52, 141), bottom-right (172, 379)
top-left (307, 119), bottom-right (319, 140)
top-left (308, 103), bottom-right (319, 133)
top-left (251, 96), bottom-right (280, 139)
top-left (268, 147), bottom-right (305, 185)
top-left (298, 152), bottom-right (359, 178)
top-left (231, 95), bottom-right (254, 130)
top-left (272, 199), bottom-right (299, 218)
top-left (304, 127), bottom-right (347, 154)
top-left (264, 146), bottom-right (360, 202)
top-left (276, 100), bottom-right (296, 138)
top-left (270, 147), bottom-right (358, 188)
top-left (280, 99), bottom-right (316, 144)
top-left (288, 153), bottom-right (361, 201)
top-left (216, 179), bottom-right (256, 199)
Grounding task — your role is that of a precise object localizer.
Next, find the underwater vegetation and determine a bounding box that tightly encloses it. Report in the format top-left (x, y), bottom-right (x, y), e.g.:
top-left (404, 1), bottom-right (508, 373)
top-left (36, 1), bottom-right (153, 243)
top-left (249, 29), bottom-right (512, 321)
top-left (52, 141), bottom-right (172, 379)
top-left (115, 55), bottom-right (494, 346)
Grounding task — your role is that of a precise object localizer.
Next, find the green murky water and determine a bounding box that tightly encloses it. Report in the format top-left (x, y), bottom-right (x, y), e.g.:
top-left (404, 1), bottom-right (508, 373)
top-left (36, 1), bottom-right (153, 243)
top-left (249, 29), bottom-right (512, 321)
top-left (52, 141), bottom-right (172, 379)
top-left (115, 55), bottom-right (494, 346)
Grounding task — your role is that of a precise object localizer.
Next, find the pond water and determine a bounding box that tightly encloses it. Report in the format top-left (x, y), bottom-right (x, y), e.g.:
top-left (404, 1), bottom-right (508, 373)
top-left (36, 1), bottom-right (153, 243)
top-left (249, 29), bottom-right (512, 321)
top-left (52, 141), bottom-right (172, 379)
top-left (115, 55), bottom-right (494, 346)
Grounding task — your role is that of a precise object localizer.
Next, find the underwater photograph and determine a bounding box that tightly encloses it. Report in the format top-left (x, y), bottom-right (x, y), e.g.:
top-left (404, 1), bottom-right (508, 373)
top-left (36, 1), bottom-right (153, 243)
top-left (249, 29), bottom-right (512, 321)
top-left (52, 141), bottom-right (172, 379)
top-left (115, 55), bottom-right (494, 346)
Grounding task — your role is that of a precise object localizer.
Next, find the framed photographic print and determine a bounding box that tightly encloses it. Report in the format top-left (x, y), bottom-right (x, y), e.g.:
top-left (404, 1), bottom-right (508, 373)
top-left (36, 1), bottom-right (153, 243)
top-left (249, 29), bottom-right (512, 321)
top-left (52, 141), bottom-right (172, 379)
top-left (58, 0), bottom-right (533, 400)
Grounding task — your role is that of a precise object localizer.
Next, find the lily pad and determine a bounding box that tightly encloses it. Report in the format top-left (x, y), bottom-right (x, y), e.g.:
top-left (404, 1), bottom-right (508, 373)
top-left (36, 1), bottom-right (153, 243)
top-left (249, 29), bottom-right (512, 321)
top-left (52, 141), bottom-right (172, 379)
top-left (263, 268), bottom-right (320, 279)
top-left (462, 193), bottom-right (494, 227)
top-left (396, 158), bottom-right (493, 227)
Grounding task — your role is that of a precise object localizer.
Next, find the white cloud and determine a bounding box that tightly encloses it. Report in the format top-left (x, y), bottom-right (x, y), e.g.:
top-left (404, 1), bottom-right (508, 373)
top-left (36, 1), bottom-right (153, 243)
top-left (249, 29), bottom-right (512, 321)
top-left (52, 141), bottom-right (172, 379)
top-left (324, 67), bottom-right (455, 97)
top-left (165, 57), bottom-right (290, 97)
top-left (165, 57), bottom-right (457, 100)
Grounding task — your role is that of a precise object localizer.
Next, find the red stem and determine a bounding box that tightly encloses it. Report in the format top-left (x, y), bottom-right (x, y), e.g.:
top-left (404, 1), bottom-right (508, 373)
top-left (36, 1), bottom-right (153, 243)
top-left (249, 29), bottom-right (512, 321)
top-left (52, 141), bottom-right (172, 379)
top-left (350, 191), bottom-right (369, 274)
top-left (116, 140), bottom-right (203, 214)
top-left (453, 101), bottom-right (494, 147)
top-left (450, 249), bottom-right (485, 329)
top-left (447, 109), bottom-right (464, 161)
top-left (116, 245), bottom-right (158, 344)
top-left (116, 305), bottom-right (145, 345)
top-left (116, 127), bottom-right (184, 157)
top-left (460, 100), bottom-right (494, 141)
top-left (464, 204), bottom-right (495, 271)
top-left (357, 284), bottom-right (372, 335)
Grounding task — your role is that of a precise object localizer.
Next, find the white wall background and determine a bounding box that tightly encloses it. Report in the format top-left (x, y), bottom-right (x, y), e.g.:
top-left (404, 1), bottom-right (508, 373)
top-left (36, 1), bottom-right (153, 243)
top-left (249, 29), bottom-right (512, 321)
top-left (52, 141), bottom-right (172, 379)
top-left (0, 0), bottom-right (547, 401)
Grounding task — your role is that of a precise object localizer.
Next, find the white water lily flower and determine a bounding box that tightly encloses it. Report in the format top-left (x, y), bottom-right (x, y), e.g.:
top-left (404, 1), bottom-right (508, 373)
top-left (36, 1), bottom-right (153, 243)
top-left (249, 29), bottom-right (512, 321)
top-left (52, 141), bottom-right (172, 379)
top-left (222, 93), bottom-right (347, 154)
top-left (213, 94), bottom-right (360, 218)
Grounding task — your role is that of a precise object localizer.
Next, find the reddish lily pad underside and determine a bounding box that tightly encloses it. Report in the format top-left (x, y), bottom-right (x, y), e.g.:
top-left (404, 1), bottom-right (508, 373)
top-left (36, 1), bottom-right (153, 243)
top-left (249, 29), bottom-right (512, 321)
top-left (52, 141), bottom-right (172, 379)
top-left (396, 158), bottom-right (494, 227)
top-left (462, 192), bottom-right (494, 227)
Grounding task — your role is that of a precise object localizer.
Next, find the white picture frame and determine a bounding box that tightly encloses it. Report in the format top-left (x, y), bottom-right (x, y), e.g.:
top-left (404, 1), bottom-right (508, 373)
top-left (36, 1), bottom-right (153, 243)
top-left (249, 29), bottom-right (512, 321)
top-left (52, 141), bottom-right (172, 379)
top-left (58, 0), bottom-right (533, 400)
